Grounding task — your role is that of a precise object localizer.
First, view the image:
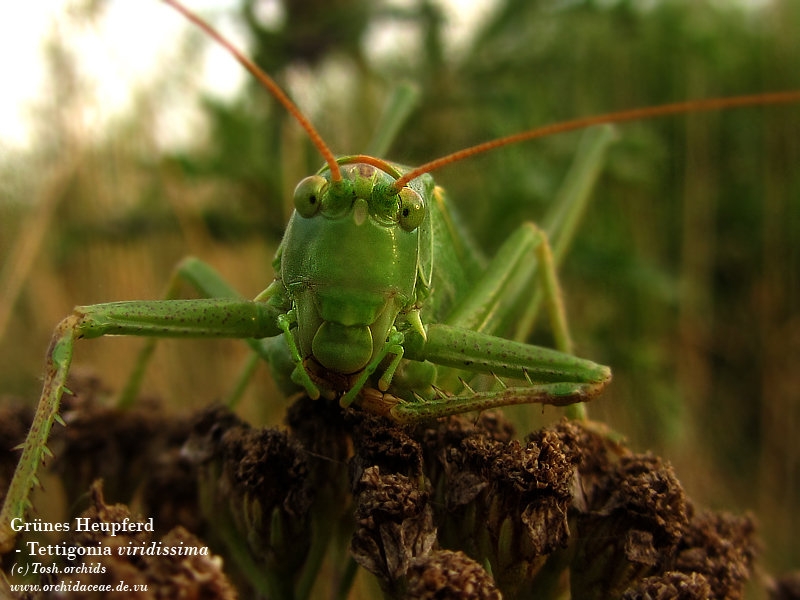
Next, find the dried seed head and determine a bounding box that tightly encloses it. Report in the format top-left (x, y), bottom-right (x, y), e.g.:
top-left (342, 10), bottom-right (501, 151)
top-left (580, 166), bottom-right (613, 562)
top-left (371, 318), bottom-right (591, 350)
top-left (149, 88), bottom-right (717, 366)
top-left (414, 412), bottom-right (516, 508)
top-left (69, 481), bottom-right (150, 550)
top-left (621, 571), bottom-right (713, 600)
top-left (351, 466), bottom-right (436, 586)
top-left (600, 455), bottom-right (687, 541)
top-left (672, 504), bottom-right (758, 600)
top-left (437, 427), bottom-right (576, 598)
top-left (140, 527), bottom-right (237, 600)
top-left (183, 405), bottom-right (246, 463)
top-left (225, 427), bottom-right (312, 567)
top-left (407, 550), bottom-right (502, 600)
top-left (571, 454), bottom-right (688, 600)
top-left (233, 428), bottom-right (311, 516)
top-left (187, 406), bottom-right (313, 575)
top-left (540, 418), bottom-right (628, 510)
top-left (449, 432), bottom-right (575, 547)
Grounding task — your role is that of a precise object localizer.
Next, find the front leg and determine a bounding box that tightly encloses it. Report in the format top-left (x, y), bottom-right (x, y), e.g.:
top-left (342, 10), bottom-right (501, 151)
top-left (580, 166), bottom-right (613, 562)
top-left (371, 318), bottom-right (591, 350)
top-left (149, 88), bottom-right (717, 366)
top-left (380, 324), bottom-right (611, 424)
top-left (0, 298), bottom-right (284, 553)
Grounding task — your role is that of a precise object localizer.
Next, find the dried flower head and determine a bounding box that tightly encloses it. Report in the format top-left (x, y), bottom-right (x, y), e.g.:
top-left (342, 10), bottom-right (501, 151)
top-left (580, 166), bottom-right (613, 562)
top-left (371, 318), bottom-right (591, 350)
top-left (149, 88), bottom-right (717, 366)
top-left (406, 550), bottom-right (501, 600)
top-left (571, 454), bottom-right (687, 600)
top-left (621, 571), bottom-right (713, 600)
top-left (351, 465), bottom-right (436, 595)
top-left (186, 406), bottom-right (313, 596)
top-left (672, 504), bottom-right (758, 600)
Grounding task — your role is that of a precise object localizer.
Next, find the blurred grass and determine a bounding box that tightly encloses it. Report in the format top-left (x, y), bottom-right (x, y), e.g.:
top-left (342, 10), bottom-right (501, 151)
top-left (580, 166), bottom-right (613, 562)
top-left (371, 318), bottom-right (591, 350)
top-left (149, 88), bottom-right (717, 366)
top-left (0, 0), bottom-right (798, 581)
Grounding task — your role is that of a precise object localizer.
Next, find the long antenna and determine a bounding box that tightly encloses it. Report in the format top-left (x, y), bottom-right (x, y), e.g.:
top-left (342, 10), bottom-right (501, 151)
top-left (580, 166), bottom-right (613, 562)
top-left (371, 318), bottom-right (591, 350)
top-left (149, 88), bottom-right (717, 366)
top-left (393, 91), bottom-right (800, 190)
top-left (163, 0), bottom-right (342, 182)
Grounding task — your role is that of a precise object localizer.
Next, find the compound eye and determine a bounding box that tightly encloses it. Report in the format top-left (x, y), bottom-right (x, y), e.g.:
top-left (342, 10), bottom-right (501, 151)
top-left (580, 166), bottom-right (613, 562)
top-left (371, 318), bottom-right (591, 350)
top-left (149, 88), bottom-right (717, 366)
top-left (397, 187), bottom-right (425, 232)
top-left (293, 175), bottom-right (328, 218)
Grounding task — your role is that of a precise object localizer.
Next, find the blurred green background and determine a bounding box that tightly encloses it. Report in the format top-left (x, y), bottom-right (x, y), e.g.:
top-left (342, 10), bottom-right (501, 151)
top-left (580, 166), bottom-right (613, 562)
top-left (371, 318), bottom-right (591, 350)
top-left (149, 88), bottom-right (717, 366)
top-left (1, 0), bottom-right (798, 583)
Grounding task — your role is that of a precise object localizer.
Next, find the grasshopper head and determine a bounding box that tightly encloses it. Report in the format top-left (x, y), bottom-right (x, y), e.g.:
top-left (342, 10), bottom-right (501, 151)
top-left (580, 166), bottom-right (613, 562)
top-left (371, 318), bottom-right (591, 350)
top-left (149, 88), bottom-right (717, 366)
top-left (280, 162), bottom-right (430, 385)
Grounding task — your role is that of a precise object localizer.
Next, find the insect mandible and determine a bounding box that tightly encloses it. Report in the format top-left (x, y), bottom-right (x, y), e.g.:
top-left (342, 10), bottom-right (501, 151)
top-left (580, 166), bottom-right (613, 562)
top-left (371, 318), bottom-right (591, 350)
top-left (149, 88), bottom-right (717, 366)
top-left (1, 0), bottom-right (799, 556)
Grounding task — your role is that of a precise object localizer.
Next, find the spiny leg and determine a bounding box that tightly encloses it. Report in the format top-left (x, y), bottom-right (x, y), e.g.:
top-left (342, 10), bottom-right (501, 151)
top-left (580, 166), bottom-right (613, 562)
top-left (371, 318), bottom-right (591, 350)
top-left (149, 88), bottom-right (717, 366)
top-left (365, 324), bottom-right (611, 424)
top-left (389, 380), bottom-right (608, 424)
top-left (0, 297), bottom-right (284, 552)
top-left (0, 316), bottom-right (77, 554)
